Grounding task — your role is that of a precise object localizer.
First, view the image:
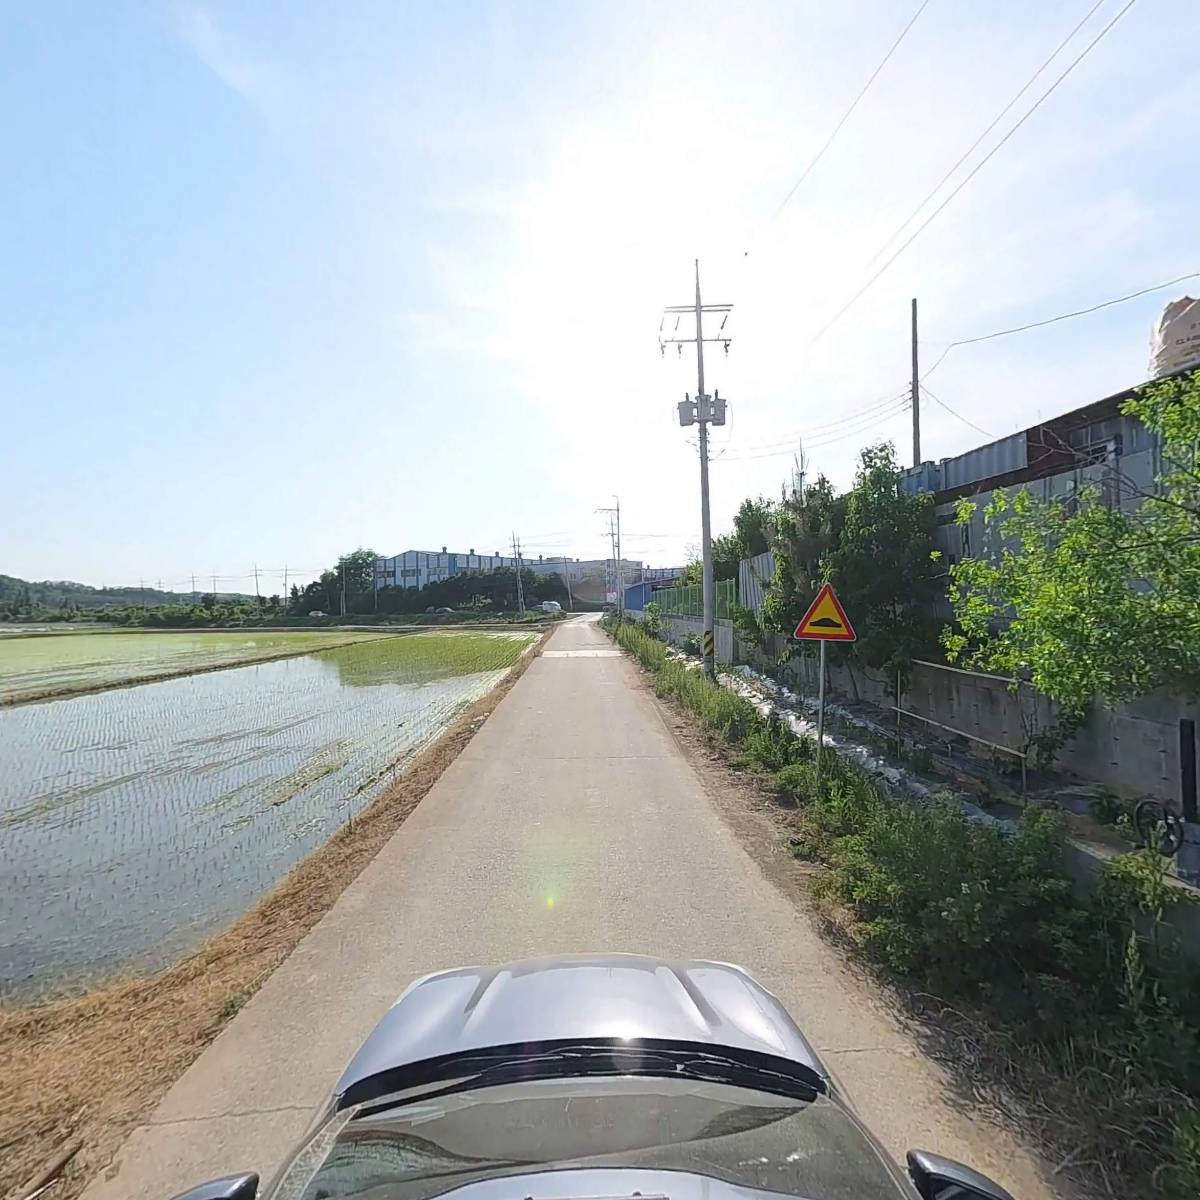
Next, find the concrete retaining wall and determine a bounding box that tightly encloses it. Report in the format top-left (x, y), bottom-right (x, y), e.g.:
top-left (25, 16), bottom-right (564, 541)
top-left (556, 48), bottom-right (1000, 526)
top-left (663, 614), bottom-right (735, 664)
top-left (756, 632), bottom-right (1197, 802)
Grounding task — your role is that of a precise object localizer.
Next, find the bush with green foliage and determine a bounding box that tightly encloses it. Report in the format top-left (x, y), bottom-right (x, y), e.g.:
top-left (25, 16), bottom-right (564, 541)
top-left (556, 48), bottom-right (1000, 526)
top-left (601, 614), bottom-right (1200, 1197)
top-left (642, 601), bottom-right (664, 637)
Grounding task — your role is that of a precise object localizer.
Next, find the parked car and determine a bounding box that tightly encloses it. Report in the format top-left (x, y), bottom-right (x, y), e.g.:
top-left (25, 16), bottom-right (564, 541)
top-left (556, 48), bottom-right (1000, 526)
top-left (434, 606), bottom-right (454, 614)
top-left (539, 600), bottom-right (562, 613)
top-left (171, 955), bottom-right (1014, 1200)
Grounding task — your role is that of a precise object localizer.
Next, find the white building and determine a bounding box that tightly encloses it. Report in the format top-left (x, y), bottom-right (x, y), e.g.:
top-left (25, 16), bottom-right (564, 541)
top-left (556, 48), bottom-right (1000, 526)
top-left (374, 547), bottom-right (518, 591)
top-left (374, 547), bottom-right (682, 601)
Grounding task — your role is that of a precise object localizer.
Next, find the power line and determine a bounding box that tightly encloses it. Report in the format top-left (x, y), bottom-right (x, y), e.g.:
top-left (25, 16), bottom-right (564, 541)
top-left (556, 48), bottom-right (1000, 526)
top-left (864, 0), bottom-right (1108, 270)
top-left (721, 401), bottom-right (911, 461)
top-left (723, 389), bottom-right (908, 456)
top-left (811, 0), bottom-right (1140, 343)
top-left (919, 383), bottom-right (996, 439)
top-left (924, 270), bottom-right (1200, 377)
top-left (775, 0), bottom-right (932, 217)
top-left (725, 393), bottom-right (910, 456)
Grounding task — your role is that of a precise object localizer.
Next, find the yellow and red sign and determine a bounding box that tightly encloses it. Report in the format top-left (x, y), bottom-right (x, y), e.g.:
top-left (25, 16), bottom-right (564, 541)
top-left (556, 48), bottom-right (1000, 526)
top-left (793, 583), bottom-right (856, 642)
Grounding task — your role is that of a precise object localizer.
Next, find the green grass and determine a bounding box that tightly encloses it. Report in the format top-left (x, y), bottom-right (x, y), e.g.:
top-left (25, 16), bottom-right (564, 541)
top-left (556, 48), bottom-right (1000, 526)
top-left (0, 629), bottom-right (539, 706)
top-left (601, 614), bottom-right (1200, 1198)
top-left (0, 629), bottom-right (401, 705)
top-left (323, 631), bottom-right (536, 686)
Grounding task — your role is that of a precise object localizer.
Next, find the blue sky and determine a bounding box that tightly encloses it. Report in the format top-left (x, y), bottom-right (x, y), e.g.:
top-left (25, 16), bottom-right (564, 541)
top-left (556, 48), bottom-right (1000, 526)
top-left (2, 1), bottom-right (1196, 591)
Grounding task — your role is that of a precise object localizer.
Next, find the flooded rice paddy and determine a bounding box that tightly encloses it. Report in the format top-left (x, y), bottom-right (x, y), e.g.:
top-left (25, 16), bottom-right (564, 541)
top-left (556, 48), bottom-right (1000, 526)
top-left (0, 631), bottom-right (535, 999)
top-left (0, 628), bottom-right (397, 706)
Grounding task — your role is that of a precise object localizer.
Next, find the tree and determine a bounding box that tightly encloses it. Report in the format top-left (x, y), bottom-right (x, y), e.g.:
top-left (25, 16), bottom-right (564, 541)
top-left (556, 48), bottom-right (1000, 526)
top-left (761, 475), bottom-right (846, 637)
top-left (826, 443), bottom-right (941, 674)
top-left (712, 495), bottom-right (774, 581)
top-left (761, 444), bottom-right (939, 679)
top-left (338, 549), bottom-right (374, 604)
top-left (945, 369), bottom-right (1200, 723)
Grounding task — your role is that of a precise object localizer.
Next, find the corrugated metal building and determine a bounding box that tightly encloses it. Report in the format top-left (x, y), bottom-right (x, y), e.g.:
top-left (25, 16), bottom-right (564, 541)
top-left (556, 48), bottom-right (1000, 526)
top-left (899, 379), bottom-right (1165, 570)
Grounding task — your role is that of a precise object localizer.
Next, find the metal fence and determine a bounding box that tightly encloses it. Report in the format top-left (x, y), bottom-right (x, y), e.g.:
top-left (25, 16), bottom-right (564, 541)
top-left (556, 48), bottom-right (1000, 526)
top-left (654, 578), bottom-right (736, 619)
top-left (738, 550), bottom-right (774, 613)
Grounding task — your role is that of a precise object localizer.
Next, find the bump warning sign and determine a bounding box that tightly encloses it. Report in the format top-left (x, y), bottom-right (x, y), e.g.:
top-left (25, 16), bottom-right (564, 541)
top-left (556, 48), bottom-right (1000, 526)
top-left (794, 583), bottom-right (856, 642)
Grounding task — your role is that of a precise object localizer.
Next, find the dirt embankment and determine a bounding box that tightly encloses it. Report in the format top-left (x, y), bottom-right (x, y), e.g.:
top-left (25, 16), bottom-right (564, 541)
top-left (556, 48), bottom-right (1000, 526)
top-left (0, 631), bottom-right (549, 1200)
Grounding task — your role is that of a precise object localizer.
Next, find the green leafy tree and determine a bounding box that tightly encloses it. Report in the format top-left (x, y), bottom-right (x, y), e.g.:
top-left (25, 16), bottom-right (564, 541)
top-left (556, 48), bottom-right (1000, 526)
top-left (712, 496), bottom-right (774, 581)
top-left (826, 443), bottom-right (940, 674)
top-left (762, 475), bottom-right (846, 636)
top-left (762, 445), bottom-right (938, 678)
top-left (945, 368), bottom-right (1200, 723)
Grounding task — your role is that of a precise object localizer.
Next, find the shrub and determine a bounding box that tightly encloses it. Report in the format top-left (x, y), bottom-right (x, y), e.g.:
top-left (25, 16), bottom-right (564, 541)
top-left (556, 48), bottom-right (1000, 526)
top-left (741, 715), bottom-right (812, 773)
top-left (642, 601), bottom-right (664, 637)
top-left (600, 612), bottom-right (1200, 1195)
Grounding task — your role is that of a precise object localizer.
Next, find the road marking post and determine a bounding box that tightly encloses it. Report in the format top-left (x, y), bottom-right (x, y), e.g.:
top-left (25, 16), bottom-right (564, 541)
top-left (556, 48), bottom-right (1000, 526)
top-left (794, 583), bottom-right (857, 783)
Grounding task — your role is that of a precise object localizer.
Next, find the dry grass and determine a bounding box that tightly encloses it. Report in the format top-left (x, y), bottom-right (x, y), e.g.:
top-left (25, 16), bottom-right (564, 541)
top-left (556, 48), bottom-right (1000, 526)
top-left (0, 632), bottom-right (548, 1200)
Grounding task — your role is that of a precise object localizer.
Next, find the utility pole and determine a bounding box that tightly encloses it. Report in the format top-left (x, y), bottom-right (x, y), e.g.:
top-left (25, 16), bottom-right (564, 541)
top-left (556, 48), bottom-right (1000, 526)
top-left (511, 533), bottom-right (525, 614)
top-left (660, 260), bottom-right (731, 680)
top-left (282, 565), bottom-right (288, 611)
top-left (190, 572), bottom-right (197, 601)
top-left (606, 514), bottom-right (618, 606)
top-left (596, 499), bottom-right (623, 615)
top-left (253, 563), bottom-right (261, 603)
top-left (339, 558), bottom-right (347, 617)
top-left (211, 573), bottom-right (217, 598)
top-left (614, 496), bottom-right (623, 617)
top-left (911, 297), bottom-right (921, 468)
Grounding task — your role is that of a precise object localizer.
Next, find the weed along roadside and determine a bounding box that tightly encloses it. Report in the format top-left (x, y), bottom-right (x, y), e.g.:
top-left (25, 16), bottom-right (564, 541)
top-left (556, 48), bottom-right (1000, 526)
top-left (600, 615), bottom-right (1200, 1199)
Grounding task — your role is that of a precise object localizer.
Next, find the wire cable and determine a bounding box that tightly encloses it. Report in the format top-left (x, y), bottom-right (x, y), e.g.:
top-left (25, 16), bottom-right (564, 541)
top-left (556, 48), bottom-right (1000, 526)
top-left (725, 402), bottom-right (910, 458)
top-left (810, 0), bottom-right (1140, 344)
top-left (721, 402), bottom-right (911, 461)
top-left (864, 0), bottom-right (1107, 269)
top-left (727, 389), bottom-right (909, 454)
top-left (923, 269), bottom-right (1200, 377)
top-left (920, 383), bottom-right (996, 439)
top-left (774, 0), bottom-right (932, 217)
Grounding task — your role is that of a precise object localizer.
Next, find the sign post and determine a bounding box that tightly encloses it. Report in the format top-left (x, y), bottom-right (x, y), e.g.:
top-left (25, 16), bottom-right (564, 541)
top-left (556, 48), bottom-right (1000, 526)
top-left (793, 582), bottom-right (856, 780)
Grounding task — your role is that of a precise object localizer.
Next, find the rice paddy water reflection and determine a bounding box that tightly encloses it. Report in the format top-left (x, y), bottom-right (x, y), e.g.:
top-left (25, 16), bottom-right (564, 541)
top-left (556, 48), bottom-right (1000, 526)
top-left (0, 632), bottom-right (535, 999)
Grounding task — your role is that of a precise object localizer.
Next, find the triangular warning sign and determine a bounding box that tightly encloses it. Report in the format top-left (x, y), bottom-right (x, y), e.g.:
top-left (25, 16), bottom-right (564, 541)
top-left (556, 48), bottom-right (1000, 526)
top-left (794, 582), bottom-right (856, 642)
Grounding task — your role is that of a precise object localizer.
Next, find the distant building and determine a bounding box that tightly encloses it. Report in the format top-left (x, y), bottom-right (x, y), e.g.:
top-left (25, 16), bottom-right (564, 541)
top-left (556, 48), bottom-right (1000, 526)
top-left (899, 378), bottom-right (1162, 571)
top-left (374, 547), bottom-right (518, 591)
top-left (374, 546), bottom-right (684, 603)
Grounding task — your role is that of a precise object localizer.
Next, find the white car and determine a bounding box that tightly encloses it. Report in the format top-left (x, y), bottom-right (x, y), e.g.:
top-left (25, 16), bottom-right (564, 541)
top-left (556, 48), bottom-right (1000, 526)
top-left (539, 601), bottom-right (562, 613)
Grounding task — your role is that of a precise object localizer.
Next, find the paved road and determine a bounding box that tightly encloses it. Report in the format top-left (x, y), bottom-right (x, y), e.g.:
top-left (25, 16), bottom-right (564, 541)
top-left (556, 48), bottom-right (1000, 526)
top-left (87, 616), bottom-right (1056, 1200)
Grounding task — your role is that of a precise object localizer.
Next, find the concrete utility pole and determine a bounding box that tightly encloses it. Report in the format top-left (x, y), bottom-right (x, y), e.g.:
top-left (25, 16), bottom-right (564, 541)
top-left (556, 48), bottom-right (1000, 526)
top-left (660, 260), bottom-right (731, 680)
top-left (253, 563), bottom-right (261, 602)
top-left (282, 566), bottom-right (289, 609)
top-left (511, 533), bottom-right (525, 614)
top-left (911, 296), bottom-right (921, 468)
top-left (597, 498), bottom-right (623, 616)
top-left (339, 558), bottom-right (347, 617)
top-left (607, 516), bottom-right (618, 607)
top-left (190, 573), bottom-right (197, 601)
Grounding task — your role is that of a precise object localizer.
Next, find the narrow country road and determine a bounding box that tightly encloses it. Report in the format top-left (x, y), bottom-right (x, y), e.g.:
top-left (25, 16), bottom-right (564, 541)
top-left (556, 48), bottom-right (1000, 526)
top-left (87, 616), bottom-right (1057, 1200)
